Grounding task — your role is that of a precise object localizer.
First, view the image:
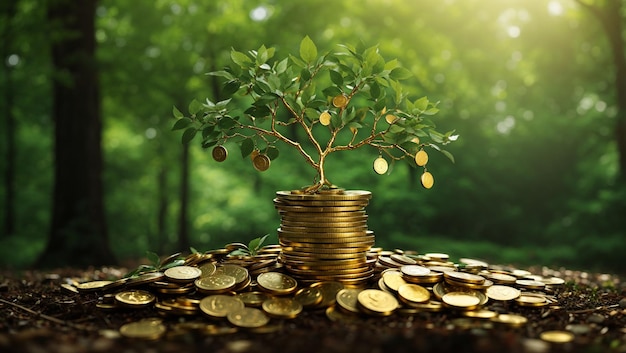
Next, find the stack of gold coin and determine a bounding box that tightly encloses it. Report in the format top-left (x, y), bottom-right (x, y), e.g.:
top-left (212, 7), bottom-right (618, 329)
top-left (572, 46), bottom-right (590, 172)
top-left (274, 189), bottom-right (374, 286)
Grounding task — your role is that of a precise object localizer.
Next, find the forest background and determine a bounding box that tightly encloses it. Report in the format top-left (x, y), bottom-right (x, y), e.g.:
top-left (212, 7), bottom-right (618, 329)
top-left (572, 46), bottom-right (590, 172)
top-left (1, 0), bottom-right (625, 274)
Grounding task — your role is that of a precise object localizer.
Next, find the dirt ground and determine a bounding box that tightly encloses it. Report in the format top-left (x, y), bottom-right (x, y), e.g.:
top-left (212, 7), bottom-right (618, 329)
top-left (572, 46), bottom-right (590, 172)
top-left (0, 266), bottom-right (624, 353)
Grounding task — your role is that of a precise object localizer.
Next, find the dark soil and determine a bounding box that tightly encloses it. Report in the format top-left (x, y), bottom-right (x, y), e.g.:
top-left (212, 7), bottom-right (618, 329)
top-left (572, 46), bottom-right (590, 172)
top-left (0, 267), bottom-right (624, 353)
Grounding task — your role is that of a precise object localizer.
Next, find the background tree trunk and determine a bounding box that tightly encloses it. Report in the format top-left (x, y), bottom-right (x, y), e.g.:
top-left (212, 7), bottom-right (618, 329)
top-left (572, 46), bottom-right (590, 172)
top-left (578, 0), bottom-right (626, 180)
top-left (1, 1), bottom-right (18, 238)
top-left (177, 143), bottom-right (190, 251)
top-left (37, 0), bottom-right (115, 267)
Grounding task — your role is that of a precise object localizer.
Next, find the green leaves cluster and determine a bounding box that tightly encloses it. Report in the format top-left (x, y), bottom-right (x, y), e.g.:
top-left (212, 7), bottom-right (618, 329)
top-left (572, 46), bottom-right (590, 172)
top-left (173, 36), bottom-right (457, 189)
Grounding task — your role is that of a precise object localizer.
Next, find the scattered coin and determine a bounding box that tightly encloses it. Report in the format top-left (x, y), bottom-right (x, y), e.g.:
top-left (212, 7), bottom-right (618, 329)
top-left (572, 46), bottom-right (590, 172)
top-left (357, 289), bottom-right (398, 316)
top-left (539, 330), bottom-right (575, 343)
top-left (486, 285), bottom-right (521, 301)
top-left (442, 292), bottom-right (481, 310)
top-left (227, 307), bottom-right (270, 328)
top-left (262, 297), bottom-right (303, 319)
top-left (119, 318), bottom-right (166, 340)
top-left (115, 290), bottom-right (156, 308)
top-left (164, 266), bottom-right (202, 283)
top-left (199, 295), bottom-right (244, 318)
top-left (256, 272), bottom-right (298, 295)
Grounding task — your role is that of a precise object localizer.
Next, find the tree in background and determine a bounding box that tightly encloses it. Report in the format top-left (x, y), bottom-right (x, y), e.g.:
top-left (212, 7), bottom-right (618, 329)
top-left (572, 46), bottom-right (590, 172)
top-left (37, 0), bottom-right (115, 267)
top-left (576, 0), bottom-right (626, 180)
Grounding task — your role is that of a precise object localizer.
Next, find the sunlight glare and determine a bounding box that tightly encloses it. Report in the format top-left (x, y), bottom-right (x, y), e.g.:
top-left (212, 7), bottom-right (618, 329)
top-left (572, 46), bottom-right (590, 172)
top-left (507, 26), bottom-right (521, 38)
top-left (548, 1), bottom-right (564, 16)
top-left (250, 6), bottom-right (269, 21)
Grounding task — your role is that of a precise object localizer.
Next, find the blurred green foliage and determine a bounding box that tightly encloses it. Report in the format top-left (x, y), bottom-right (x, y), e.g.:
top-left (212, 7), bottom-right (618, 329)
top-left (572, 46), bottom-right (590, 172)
top-left (0, 0), bottom-right (624, 273)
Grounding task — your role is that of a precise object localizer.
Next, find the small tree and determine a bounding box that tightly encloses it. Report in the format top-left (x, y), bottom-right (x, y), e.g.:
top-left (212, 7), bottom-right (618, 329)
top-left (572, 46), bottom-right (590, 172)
top-left (174, 36), bottom-right (457, 193)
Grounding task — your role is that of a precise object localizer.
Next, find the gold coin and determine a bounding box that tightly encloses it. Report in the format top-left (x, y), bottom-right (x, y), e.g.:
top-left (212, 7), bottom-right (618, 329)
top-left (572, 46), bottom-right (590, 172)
top-left (75, 280), bottom-right (114, 292)
top-left (400, 265), bottom-right (431, 277)
top-left (462, 309), bottom-right (498, 319)
top-left (486, 285), bottom-right (521, 301)
top-left (319, 111), bottom-right (331, 126)
top-left (540, 330), bottom-right (575, 343)
top-left (310, 281), bottom-right (344, 307)
top-left (397, 283), bottom-right (430, 304)
top-left (326, 305), bottom-right (360, 322)
top-left (516, 293), bottom-right (549, 307)
top-left (486, 272), bottom-right (517, 284)
top-left (60, 283), bottom-right (79, 294)
top-left (164, 265), bottom-right (202, 283)
top-left (357, 289), bottom-right (398, 316)
top-left (385, 114), bottom-right (397, 124)
top-left (294, 287), bottom-right (323, 308)
top-left (404, 300), bottom-right (443, 312)
top-left (252, 154), bottom-right (271, 171)
top-left (227, 307), bottom-right (270, 328)
top-left (212, 145), bottom-right (228, 162)
top-left (420, 171), bottom-right (434, 189)
top-left (262, 297), bottom-right (303, 319)
top-left (332, 94), bottom-right (348, 108)
top-left (415, 149), bottom-right (428, 166)
top-left (194, 274), bottom-right (236, 294)
top-left (382, 271), bottom-right (406, 292)
top-left (199, 295), bottom-right (245, 318)
top-left (515, 279), bottom-right (546, 290)
top-left (491, 313), bottom-right (528, 327)
top-left (214, 264), bottom-right (249, 286)
top-left (119, 318), bottom-right (166, 340)
top-left (115, 290), bottom-right (156, 308)
top-left (539, 277), bottom-right (566, 286)
top-left (441, 292), bottom-right (481, 309)
top-left (199, 262), bottom-right (217, 278)
top-left (237, 291), bottom-right (271, 307)
top-left (373, 157), bottom-right (389, 175)
top-left (276, 190), bottom-right (371, 201)
top-left (335, 288), bottom-right (362, 314)
top-left (256, 272), bottom-right (298, 295)
top-left (444, 271), bottom-right (485, 285)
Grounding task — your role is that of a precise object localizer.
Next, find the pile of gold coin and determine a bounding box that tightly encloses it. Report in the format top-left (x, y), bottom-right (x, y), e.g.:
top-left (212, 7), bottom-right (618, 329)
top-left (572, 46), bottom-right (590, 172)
top-left (274, 189), bottom-right (375, 286)
top-left (65, 246), bottom-right (575, 342)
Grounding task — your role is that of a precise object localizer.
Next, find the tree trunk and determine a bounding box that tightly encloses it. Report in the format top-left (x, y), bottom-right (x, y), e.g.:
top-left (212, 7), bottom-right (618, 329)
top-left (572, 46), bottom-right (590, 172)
top-left (1, 1), bottom-right (17, 238)
top-left (177, 143), bottom-right (191, 251)
top-left (37, 0), bottom-right (115, 267)
top-left (578, 0), bottom-right (626, 180)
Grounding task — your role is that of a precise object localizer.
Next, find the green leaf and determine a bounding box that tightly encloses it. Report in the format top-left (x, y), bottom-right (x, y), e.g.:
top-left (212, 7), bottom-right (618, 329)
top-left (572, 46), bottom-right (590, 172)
top-left (223, 80), bottom-right (240, 97)
top-left (390, 67), bottom-right (413, 80)
top-left (240, 138), bottom-right (254, 158)
top-left (415, 96), bottom-right (429, 111)
top-left (182, 127), bottom-right (197, 145)
top-left (173, 106), bottom-right (184, 119)
top-left (441, 149), bottom-right (455, 163)
top-left (300, 35), bottom-right (318, 64)
top-left (190, 247), bottom-right (199, 254)
top-left (160, 259), bottom-right (185, 271)
top-left (188, 99), bottom-right (203, 115)
top-left (248, 234), bottom-right (269, 255)
top-left (266, 146), bottom-right (279, 160)
top-left (217, 116), bottom-right (236, 130)
top-left (231, 49), bottom-right (252, 67)
top-left (146, 251), bottom-right (160, 267)
top-left (329, 70), bottom-right (343, 86)
top-left (172, 117), bottom-right (192, 131)
top-left (276, 58), bottom-right (289, 73)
